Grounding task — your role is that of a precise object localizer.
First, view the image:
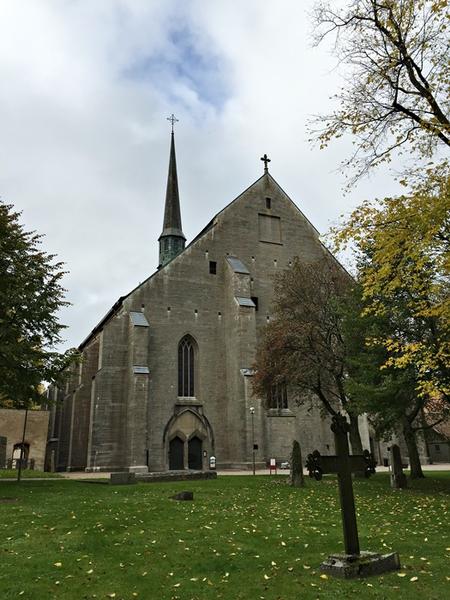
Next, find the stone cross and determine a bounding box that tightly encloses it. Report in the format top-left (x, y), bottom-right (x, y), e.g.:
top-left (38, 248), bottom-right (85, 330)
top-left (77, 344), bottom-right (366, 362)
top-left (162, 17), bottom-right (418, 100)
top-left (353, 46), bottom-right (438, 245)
top-left (389, 444), bottom-right (407, 489)
top-left (167, 113), bottom-right (179, 133)
top-left (260, 153), bottom-right (271, 173)
top-left (306, 414), bottom-right (376, 556)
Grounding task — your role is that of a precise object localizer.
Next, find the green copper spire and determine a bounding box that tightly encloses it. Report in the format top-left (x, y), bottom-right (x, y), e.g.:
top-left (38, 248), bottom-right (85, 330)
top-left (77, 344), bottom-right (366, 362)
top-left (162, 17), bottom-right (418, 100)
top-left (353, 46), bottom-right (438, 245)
top-left (158, 117), bottom-right (186, 268)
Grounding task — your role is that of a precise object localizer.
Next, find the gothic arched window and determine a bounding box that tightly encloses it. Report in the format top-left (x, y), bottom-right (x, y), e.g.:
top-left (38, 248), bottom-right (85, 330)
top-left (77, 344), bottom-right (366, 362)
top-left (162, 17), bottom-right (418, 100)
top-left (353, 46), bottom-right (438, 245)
top-left (178, 336), bottom-right (195, 397)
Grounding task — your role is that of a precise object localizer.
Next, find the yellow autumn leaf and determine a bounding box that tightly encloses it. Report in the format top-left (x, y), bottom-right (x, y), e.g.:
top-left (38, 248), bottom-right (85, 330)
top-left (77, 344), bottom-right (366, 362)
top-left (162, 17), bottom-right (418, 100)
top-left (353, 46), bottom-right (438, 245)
top-left (263, 574), bottom-right (270, 580)
top-left (397, 573), bottom-right (406, 577)
top-left (410, 576), bottom-right (419, 582)
top-left (54, 562), bottom-right (62, 568)
top-left (320, 573), bottom-right (328, 579)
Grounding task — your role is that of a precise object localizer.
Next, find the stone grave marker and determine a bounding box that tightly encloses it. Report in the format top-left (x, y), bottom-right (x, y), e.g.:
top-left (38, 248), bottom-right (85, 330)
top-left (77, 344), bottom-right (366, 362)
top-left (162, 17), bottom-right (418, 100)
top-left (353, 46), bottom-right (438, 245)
top-left (170, 491), bottom-right (194, 501)
top-left (306, 413), bottom-right (400, 578)
top-left (390, 444), bottom-right (407, 489)
top-left (110, 472), bottom-right (137, 485)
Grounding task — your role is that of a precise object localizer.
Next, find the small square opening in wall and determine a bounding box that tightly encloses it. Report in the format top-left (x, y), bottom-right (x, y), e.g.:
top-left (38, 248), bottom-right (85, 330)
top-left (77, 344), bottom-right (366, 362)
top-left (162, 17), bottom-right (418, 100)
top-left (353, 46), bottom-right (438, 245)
top-left (209, 261), bottom-right (217, 274)
top-left (265, 197), bottom-right (272, 209)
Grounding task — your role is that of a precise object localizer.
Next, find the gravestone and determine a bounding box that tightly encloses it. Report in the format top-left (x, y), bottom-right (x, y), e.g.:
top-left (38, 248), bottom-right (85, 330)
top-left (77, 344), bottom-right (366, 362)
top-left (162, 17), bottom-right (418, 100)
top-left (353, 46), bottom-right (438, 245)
top-left (0, 436), bottom-right (6, 469)
top-left (306, 413), bottom-right (400, 578)
top-left (110, 472), bottom-right (137, 485)
top-left (170, 491), bottom-right (194, 501)
top-left (390, 445), bottom-right (407, 489)
top-left (289, 440), bottom-right (304, 487)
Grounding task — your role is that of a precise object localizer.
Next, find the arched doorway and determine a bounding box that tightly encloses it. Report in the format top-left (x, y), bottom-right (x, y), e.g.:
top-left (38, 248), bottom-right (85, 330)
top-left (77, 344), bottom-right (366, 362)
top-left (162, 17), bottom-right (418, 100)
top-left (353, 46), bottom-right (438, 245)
top-left (188, 436), bottom-right (202, 470)
top-left (169, 437), bottom-right (184, 470)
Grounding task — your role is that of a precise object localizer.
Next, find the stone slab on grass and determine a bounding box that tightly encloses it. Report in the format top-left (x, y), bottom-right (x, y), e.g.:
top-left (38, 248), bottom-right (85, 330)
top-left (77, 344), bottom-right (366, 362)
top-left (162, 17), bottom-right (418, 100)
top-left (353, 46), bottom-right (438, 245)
top-left (110, 472), bottom-right (137, 485)
top-left (320, 551), bottom-right (400, 578)
top-left (136, 470), bottom-right (217, 483)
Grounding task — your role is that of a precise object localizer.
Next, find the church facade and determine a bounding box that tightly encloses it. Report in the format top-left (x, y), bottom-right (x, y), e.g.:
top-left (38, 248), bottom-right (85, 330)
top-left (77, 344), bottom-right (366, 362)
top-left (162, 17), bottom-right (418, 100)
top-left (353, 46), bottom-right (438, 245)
top-left (48, 131), bottom-right (371, 472)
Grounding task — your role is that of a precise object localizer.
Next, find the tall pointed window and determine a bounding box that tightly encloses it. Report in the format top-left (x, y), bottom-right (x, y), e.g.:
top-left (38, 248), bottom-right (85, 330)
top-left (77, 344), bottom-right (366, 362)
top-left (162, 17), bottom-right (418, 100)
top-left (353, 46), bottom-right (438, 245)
top-left (178, 336), bottom-right (195, 397)
top-left (268, 383), bottom-right (288, 410)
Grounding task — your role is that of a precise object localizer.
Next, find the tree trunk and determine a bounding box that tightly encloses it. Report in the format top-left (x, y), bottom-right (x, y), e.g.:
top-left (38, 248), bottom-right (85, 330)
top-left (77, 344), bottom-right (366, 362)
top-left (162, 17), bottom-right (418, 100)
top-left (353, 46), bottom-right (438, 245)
top-left (347, 411), bottom-right (365, 477)
top-left (347, 412), bottom-right (363, 455)
top-left (402, 417), bottom-right (425, 479)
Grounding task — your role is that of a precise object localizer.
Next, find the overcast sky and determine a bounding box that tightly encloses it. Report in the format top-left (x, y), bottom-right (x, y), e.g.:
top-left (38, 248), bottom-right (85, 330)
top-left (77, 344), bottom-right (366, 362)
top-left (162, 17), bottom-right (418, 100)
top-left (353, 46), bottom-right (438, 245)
top-left (0, 0), bottom-right (403, 351)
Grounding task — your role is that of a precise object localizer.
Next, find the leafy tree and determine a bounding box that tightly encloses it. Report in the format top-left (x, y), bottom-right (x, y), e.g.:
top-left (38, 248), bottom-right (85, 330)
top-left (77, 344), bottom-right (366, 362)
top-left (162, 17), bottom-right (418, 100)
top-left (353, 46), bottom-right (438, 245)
top-left (341, 284), bottom-right (448, 478)
top-left (0, 202), bottom-right (78, 408)
top-left (253, 258), bottom-right (365, 456)
top-left (333, 169), bottom-right (450, 402)
top-left (310, 0), bottom-right (449, 182)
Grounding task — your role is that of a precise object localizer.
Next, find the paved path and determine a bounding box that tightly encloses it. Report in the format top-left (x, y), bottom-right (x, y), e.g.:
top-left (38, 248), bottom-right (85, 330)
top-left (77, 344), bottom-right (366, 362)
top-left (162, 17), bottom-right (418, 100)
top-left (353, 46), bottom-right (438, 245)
top-left (2, 464), bottom-right (448, 482)
top-left (59, 463), bottom-right (450, 480)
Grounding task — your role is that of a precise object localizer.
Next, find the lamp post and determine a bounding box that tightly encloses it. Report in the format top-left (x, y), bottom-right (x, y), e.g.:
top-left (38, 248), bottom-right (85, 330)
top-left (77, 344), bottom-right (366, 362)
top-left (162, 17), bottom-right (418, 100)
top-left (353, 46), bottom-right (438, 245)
top-left (250, 406), bottom-right (255, 475)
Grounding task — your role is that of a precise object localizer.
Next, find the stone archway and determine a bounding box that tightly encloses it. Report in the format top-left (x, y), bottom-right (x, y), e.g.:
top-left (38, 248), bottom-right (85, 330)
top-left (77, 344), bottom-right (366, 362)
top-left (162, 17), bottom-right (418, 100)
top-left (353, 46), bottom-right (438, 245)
top-left (164, 408), bottom-right (214, 471)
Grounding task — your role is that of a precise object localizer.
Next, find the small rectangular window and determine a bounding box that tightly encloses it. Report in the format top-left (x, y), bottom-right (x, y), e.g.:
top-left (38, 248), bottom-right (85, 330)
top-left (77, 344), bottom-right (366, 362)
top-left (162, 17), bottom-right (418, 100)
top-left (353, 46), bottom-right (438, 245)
top-left (209, 261), bottom-right (217, 274)
top-left (265, 197), bottom-right (271, 209)
top-left (251, 296), bottom-right (259, 311)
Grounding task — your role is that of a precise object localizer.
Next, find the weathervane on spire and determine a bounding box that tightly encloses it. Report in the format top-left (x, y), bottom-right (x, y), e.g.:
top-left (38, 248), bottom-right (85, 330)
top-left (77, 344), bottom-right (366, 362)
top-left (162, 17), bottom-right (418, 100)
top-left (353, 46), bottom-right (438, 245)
top-left (260, 153), bottom-right (271, 173)
top-left (167, 113), bottom-right (179, 134)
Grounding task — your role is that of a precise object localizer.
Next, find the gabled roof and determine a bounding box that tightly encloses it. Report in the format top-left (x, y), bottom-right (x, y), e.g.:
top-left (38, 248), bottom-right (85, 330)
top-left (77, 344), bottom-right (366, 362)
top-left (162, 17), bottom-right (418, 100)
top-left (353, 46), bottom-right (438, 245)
top-left (78, 171), bottom-right (334, 351)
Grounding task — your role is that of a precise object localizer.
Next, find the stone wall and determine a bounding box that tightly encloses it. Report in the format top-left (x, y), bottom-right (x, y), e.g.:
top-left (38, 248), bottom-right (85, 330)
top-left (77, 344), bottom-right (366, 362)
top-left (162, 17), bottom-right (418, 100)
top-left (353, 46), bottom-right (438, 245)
top-left (0, 409), bottom-right (49, 470)
top-left (54, 173), bottom-right (371, 472)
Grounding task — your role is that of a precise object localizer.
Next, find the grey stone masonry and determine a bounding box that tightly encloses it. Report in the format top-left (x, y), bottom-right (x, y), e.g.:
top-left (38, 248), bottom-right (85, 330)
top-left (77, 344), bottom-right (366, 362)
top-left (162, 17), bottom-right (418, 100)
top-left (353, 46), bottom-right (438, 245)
top-left (51, 165), bottom-right (366, 473)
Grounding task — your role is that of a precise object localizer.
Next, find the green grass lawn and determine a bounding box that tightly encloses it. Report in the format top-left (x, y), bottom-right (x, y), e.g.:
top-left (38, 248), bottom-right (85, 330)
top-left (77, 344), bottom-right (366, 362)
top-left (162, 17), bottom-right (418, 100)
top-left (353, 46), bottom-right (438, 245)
top-left (0, 473), bottom-right (449, 600)
top-left (0, 469), bottom-right (62, 479)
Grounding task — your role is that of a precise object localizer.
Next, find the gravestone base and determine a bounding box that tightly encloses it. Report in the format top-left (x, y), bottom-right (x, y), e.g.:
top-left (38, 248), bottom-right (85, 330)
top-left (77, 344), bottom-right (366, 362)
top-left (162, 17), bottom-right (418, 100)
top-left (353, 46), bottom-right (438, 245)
top-left (320, 551), bottom-right (400, 578)
top-left (110, 472), bottom-right (137, 485)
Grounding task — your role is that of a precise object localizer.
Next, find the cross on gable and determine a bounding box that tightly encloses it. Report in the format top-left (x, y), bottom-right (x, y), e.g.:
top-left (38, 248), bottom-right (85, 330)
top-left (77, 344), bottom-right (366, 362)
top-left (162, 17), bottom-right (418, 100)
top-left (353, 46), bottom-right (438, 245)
top-left (306, 414), bottom-right (376, 556)
top-left (260, 153), bottom-right (271, 173)
top-left (167, 113), bottom-right (179, 133)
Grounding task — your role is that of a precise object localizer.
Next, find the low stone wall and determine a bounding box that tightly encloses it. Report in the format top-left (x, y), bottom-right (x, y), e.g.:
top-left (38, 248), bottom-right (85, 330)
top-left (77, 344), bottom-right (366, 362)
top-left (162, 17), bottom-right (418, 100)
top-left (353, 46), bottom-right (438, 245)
top-left (135, 470), bottom-right (217, 483)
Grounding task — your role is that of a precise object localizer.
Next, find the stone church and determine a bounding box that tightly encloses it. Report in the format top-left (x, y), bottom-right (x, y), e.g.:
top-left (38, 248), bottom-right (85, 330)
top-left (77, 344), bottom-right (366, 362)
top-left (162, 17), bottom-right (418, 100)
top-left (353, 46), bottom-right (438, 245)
top-left (47, 126), bottom-right (372, 473)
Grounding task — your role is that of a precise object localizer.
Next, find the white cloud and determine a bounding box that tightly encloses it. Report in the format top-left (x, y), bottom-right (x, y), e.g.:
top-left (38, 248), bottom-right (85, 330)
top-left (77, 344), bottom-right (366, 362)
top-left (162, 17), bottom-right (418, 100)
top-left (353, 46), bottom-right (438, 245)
top-left (0, 0), bottom-right (403, 350)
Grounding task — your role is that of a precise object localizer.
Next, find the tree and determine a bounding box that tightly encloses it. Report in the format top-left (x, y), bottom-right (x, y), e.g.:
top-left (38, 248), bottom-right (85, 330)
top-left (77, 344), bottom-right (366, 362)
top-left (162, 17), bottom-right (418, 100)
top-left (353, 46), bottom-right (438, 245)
top-left (310, 0), bottom-right (449, 182)
top-left (333, 169), bottom-right (450, 402)
top-left (253, 258), bottom-right (365, 456)
top-left (341, 284), bottom-right (448, 478)
top-left (0, 202), bottom-right (78, 407)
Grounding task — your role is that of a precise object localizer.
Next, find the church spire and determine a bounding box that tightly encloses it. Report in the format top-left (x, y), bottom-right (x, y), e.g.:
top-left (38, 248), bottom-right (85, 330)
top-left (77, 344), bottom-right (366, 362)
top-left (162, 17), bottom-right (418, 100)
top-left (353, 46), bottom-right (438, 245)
top-left (158, 115), bottom-right (186, 268)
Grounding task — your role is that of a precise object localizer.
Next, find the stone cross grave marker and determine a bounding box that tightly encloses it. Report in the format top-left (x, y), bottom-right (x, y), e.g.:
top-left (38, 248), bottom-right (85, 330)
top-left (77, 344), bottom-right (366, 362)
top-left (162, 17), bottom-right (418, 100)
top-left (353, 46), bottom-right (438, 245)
top-left (306, 413), bottom-right (400, 577)
top-left (390, 444), bottom-right (407, 489)
top-left (306, 413), bottom-right (375, 555)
